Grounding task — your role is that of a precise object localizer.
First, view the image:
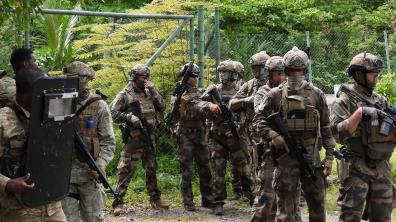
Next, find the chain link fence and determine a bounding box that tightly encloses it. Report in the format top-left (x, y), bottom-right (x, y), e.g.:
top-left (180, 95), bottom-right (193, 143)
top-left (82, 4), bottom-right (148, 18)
top-left (217, 31), bottom-right (394, 94)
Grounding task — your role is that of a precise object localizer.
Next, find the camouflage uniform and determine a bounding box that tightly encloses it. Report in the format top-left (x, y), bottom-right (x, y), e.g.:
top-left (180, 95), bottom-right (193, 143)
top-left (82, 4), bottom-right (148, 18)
top-left (174, 64), bottom-right (215, 209)
top-left (330, 53), bottom-right (395, 222)
top-left (229, 51), bottom-right (271, 195)
top-left (0, 71), bottom-right (16, 108)
top-left (111, 64), bottom-right (165, 210)
top-left (61, 62), bottom-right (115, 222)
top-left (254, 47), bottom-right (335, 222)
top-left (206, 60), bottom-right (254, 214)
top-left (0, 103), bottom-right (67, 222)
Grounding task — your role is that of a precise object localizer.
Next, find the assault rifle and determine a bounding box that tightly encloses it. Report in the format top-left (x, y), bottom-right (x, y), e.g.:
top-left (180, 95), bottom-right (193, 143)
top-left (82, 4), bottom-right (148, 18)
top-left (206, 87), bottom-right (240, 140)
top-left (165, 61), bottom-right (195, 125)
top-left (75, 130), bottom-right (119, 199)
top-left (336, 84), bottom-right (396, 136)
top-left (266, 112), bottom-right (317, 187)
top-left (129, 101), bottom-right (156, 159)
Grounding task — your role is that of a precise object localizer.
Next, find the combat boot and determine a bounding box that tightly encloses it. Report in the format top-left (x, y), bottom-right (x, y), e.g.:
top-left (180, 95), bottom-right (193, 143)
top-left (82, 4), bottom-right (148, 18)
top-left (213, 204), bottom-right (223, 216)
top-left (150, 199), bottom-right (170, 210)
top-left (184, 203), bottom-right (196, 211)
top-left (112, 198), bottom-right (125, 216)
top-left (229, 191), bottom-right (242, 201)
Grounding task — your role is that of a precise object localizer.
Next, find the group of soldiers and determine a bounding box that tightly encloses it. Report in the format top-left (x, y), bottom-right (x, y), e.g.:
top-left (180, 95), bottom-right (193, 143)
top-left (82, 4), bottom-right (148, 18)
top-left (0, 45), bottom-right (395, 222)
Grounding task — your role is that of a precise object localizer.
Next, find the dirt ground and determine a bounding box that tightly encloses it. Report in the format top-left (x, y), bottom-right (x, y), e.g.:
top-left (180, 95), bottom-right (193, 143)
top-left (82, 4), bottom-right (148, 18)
top-left (104, 201), bottom-right (342, 222)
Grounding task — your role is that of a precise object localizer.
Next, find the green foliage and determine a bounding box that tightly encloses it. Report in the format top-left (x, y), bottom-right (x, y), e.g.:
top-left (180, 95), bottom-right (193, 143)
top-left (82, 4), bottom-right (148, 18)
top-left (376, 72), bottom-right (396, 104)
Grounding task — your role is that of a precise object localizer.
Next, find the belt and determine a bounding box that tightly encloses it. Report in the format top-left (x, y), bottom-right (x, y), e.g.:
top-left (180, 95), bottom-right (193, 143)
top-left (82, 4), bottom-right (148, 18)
top-left (179, 127), bottom-right (203, 134)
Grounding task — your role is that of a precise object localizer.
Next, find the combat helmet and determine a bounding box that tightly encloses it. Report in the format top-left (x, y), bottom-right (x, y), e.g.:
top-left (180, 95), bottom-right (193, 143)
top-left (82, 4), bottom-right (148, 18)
top-left (63, 61), bottom-right (95, 77)
top-left (265, 56), bottom-right (285, 71)
top-left (217, 59), bottom-right (238, 84)
top-left (283, 46), bottom-right (309, 69)
top-left (249, 51), bottom-right (270, 66)
top-left (347, 52), bottom-right (383, 75)
top-left (130, 64), bottom-right (150, 80)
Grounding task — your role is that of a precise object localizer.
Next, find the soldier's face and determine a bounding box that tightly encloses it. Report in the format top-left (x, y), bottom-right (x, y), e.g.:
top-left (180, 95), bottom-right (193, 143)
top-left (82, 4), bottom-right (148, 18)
top-left (270, 70), bottom-right (286, 87)
top-left (366, 71), bottom-right (380, 88)
top-left (25, 54), bottom-right (39, 70)
top-left (188, 76), bottom-right (198, 86)
top-left (287, 68), bottom-right (305, 77)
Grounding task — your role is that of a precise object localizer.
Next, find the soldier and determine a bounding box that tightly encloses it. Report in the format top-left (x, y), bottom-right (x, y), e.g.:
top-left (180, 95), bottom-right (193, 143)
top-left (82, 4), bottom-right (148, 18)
top-left (173, 63), bottom-right (220, 211)
top-left (205, 60), bottom-right (254, 216)
top-left (251, 56), bottom-right (286, 222)
top-left (0, 69), bottom-right (67, 221)
top-left (10, 48), bottom-right (39, 74)
top-left (253, 46), bottom-right (335, 222)
top-left (229, 51), bottom-right (271, 188)
top-left (0, 70), bottom-right (16, 108)
top-left (111, 64), bottom-right (169, 215)
top-left (330, 53), bottom-right (395, 222)
top-left (61, 61), bottom-right (116, 222)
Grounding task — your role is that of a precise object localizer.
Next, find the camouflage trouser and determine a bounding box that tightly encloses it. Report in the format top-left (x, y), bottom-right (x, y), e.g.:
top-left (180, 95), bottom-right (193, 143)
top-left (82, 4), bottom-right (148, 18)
top-left (113, 135), bottom-right (161, 206)
top-left (62, 180), bottom-right (106, 222)
top-left (274, 154), bottom-right (325, 222)
top-left (338, 168), bottom-right (393, 222)
top-left (232, 128), bottom-right (257, 194)
top-left (251, 155), bottom-right (302, 222)
top-left (0, 201), bottom-right (66, 222)
top-left (211, 133), bottom-right (254, 205)
top-left (177, 128), bottom-right (214, 206)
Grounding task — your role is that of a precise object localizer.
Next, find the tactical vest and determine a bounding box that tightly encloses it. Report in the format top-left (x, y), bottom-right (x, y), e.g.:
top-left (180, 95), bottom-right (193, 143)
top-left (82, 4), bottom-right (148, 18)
top-left (179, 87), bottom-right (206, 127)
top-left (344, 92), bottom-right (396, 161)
top-left (280, 83), bottom-right (320, 145)
top-left (76, 95), bottom-right (101, 159)
top-left (124, 87), bottom-right (157, 128)
top-left (213, 84), bottom-right (238, 134)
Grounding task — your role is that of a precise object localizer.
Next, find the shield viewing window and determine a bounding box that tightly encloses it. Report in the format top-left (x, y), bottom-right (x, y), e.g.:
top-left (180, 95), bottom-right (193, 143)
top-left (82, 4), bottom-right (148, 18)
top-left (43, 89), bottom-right (78, 123)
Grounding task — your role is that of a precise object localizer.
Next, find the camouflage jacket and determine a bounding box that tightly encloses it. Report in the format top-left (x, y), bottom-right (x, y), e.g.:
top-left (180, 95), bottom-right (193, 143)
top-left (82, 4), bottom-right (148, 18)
top-left (0, 76), bottom-right (15, 108)
top-left (230, 78), bottom-right (266, 124)
top-left (330, 84), bottom-right (395, 176)
top-left (0, 103), bottom-right (63, 215)
top-left (71, 95), bottom-right (115, 183)
top-left (177, 87), bottom-right (212, 128)
top-left (253, 81), bottom-right (335, 166)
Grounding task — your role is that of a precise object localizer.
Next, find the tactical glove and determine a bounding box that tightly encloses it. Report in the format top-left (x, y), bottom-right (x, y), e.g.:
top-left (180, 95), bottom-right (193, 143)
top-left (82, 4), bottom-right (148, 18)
top-left (127, 113), bottom-right (142, 128)
top-left (322, 154), bottom-right (334, 177)
top-left (269, 131), bottom-right (288, 151)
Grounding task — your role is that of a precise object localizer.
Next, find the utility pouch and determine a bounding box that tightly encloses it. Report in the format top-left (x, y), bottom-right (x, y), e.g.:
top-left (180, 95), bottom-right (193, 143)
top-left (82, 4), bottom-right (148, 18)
top-left (337, 158), bottom-right (350, 181)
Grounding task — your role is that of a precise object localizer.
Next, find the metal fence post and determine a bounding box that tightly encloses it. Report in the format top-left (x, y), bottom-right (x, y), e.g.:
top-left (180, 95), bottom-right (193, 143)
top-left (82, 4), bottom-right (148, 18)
top-left (306, 31), bottom-right (312, 82)
top-left (384, 30), bottom-right (391, 73)
top-left (214, 7), bottom-right (220, 83)
top-left (198, 6), bottom-right (205, 87)
top-left (189, 18), bottom-right (195, 62)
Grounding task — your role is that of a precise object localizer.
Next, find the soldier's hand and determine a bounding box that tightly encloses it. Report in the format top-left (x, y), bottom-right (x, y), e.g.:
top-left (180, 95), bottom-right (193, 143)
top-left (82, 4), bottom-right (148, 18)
top-left (269, 131), bottom-right (288, 151)
top-left (322, 155), bottom-right (334, 177)
top-left (209, 103), bottom-right (221, 115)
top-left (127, 114), bottom-right (142, 128)
top-left (362, 106), bottom-right (386, 120)
top-left (91, 166), bottom-right (106, 181)
top-left (243, 96), bottom-right (254, 105)
top-left (144, 80), bottom-right (155, 89)
top-left (5, 173), bottom-right (35, 194)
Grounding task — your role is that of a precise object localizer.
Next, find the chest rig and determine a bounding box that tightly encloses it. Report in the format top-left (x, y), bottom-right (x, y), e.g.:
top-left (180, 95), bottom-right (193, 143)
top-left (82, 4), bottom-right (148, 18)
top-left (280, 83), bottom-right (320, 142)
top-left (179, 87), bottom-right (205, 123)
top-left (124, 87), bottom-right (156, 127)
top-left (76, 95), bottom-right (102, 159)
top-left (345, 92), bottom-right (396, 161)
top-left (213, 84), bottom-right (238, 134)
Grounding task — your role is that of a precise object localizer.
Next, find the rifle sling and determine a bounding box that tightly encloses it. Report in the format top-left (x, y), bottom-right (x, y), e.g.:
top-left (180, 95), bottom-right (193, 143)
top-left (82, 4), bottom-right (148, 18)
top-left (75, 97), bottom-right (102, 117)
